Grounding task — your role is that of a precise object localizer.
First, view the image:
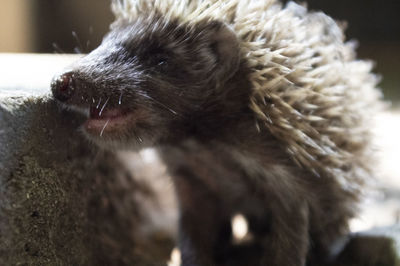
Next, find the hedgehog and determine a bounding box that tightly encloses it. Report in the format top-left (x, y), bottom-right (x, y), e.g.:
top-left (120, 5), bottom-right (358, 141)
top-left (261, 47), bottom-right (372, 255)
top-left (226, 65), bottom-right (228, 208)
top-left (51, 0), bottom-right (382, 265)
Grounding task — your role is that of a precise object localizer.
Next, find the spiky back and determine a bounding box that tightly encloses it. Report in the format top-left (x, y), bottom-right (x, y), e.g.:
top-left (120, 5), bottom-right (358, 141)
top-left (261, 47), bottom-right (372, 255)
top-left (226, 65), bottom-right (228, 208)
top-left (112, 0), bottom-right (382, 190)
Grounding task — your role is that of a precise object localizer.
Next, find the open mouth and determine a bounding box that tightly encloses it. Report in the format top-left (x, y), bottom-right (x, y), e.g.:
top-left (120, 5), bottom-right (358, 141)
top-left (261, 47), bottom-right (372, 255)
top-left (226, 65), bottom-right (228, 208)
top-left (84, 106), bottom-right (133, 136)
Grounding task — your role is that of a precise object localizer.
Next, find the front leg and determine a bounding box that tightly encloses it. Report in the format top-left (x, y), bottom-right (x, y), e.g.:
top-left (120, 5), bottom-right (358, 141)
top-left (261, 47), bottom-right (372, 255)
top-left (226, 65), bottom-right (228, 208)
top-left (160, 142), bottom-right (244, 266)
top-left (229, 163), bottom-right (311, 266)
top-left (173, 166), bottom-right (232, 266)
top-left (257, 200), bottom-right (309, 266)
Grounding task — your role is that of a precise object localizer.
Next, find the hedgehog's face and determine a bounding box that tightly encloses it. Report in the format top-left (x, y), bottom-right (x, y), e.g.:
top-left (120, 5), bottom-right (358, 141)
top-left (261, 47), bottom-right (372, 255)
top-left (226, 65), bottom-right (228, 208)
top-left (51, 15), bottom-right (241, 150)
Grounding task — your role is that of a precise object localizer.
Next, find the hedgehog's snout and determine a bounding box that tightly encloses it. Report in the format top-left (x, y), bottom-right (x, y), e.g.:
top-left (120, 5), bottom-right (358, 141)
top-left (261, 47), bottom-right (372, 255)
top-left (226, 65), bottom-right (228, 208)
top-left (51, 71), bottom-right (76, 102)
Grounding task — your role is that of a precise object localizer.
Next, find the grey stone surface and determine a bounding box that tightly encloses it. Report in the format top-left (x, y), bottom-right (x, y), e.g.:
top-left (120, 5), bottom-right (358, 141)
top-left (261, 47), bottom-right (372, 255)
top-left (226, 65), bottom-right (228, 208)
top-left (0, 54), bottom-right (175, 265)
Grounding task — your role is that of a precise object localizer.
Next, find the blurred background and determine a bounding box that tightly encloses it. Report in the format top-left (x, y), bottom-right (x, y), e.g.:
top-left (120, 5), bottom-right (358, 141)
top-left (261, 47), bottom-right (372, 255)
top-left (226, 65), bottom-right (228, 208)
top-left (0, 0), bottom-right (399, 104)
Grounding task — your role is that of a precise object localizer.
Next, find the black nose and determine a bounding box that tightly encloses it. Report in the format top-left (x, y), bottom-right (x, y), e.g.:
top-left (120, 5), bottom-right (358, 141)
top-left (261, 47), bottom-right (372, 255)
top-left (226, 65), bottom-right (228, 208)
top-left (51, 72), bottom-right (75, 102)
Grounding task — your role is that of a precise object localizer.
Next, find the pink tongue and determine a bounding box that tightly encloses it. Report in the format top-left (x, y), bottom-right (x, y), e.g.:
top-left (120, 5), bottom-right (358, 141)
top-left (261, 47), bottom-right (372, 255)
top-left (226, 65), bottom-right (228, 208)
top-left (90, 106), bottom-right (125, 120)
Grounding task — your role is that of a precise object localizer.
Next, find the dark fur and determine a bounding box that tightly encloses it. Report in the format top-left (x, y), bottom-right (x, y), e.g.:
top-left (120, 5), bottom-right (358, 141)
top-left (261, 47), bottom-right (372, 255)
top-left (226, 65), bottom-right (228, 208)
top-left (52, 15), bottom-right (357, 266)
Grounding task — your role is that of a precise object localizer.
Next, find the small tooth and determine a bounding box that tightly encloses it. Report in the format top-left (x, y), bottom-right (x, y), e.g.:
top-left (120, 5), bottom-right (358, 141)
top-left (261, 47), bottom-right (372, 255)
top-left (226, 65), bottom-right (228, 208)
top-left (119, 91), bottom-right (123, 105)
top-left (96, 98), bottom-right (102, 109)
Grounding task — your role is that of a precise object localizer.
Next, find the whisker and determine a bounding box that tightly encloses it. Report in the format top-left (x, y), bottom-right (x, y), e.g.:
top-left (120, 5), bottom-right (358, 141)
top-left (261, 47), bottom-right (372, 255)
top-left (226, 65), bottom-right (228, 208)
top-left (119, 91), bottom-right (124, 105)
top-left (132, 130), bottom-right (143, 144)
top-left (72, 31), bottom-right (84, 54)
top-left (99, 97), bottom-right (110, 117)
top-left (137, 92), bottom-right (178, 115)
top-left (52, 43), bottom-right (65, 54)
top-left (87, 27), bottom-right (93, 51)
top-left (100, 119), bottom-right (110, 137)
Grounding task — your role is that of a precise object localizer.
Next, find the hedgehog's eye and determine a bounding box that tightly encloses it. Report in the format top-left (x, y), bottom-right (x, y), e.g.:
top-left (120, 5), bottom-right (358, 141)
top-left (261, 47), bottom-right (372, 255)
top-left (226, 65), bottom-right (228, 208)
top-left (146, 47), bottom-right (170, 69)
top-left (154, 54), bottom-right (169, 67)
